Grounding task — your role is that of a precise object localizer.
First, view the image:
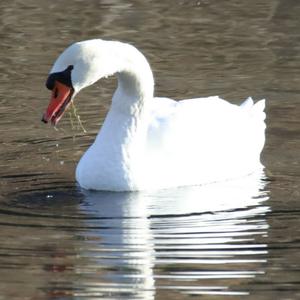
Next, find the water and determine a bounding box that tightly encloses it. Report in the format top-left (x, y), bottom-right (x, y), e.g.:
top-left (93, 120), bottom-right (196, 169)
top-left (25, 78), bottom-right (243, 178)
top-left (0, 0), bottom-right (300, 299)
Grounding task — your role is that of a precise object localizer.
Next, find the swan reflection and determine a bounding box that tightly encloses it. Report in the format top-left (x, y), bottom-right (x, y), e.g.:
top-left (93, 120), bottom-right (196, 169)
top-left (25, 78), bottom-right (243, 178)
top-left (78, 172), bottom-right (269, 298)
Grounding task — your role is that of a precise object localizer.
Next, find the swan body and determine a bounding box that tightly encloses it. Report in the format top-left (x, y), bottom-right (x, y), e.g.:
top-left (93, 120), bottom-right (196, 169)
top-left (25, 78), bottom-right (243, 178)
top-left (43, 39), bottom-right (266, 191)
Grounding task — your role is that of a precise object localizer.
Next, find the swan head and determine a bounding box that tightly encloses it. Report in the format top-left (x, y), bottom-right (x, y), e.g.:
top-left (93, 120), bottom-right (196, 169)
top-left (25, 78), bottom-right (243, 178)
top-left (42, 39), bottom-right (123, 125)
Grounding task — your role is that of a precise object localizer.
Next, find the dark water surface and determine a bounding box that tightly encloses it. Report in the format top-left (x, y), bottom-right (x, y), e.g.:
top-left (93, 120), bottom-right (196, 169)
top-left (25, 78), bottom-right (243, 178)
top-left (0, 0), bottom-right (300, 299)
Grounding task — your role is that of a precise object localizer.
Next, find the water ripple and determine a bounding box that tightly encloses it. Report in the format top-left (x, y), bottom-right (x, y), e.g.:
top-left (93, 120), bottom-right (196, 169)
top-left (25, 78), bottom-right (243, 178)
top-left (0, 173), bottom-right (270, 298)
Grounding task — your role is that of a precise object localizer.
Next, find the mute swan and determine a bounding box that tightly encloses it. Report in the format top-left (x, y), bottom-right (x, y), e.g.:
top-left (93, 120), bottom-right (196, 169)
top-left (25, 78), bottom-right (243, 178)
top-left (42, 39), bottom-right (266, 191)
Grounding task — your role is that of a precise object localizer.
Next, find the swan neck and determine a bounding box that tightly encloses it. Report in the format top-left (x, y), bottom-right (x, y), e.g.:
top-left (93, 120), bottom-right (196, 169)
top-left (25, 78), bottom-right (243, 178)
top-left (109, 44), bottom-right (154, 113)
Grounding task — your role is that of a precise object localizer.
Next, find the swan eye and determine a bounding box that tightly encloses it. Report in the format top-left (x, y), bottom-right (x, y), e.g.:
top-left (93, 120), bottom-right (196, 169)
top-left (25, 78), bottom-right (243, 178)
top-left (46, 65), bottom-right (74, 90)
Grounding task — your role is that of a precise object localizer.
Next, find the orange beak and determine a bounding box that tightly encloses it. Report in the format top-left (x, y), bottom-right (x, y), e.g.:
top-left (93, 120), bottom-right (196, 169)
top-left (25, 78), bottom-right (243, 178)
top-left (42, 81), bottom-right (73, 126)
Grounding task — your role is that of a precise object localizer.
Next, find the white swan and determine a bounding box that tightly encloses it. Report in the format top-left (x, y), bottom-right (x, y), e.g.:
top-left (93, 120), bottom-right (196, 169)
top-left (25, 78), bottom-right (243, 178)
top-left (42, 39), bottom-right (266, 191)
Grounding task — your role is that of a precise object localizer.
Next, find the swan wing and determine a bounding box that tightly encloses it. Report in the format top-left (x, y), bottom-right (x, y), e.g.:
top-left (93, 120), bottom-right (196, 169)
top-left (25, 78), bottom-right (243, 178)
top-left (147, 96), bottom-right (266, 185)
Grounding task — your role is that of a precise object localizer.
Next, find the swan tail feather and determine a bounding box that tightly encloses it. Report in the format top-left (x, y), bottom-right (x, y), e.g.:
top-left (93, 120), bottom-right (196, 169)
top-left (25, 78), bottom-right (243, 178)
top-left (240, 97), bottom-right (254, 109)
top-left (241, 97), bottom-right (266, 121)
top-left (252, 99), bottom-right (266, 121)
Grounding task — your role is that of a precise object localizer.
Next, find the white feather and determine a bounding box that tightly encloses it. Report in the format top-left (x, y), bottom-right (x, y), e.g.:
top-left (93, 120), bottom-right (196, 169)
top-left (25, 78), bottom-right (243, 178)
top-left (48, 39), bottom-right (266, 191)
